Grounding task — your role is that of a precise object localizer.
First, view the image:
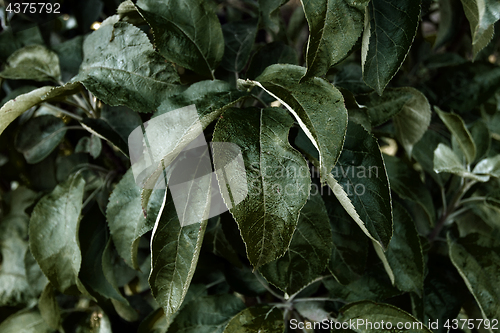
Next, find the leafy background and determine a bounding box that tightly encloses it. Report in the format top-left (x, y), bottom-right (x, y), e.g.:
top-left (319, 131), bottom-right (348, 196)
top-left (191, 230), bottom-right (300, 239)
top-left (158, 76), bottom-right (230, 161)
top-left (0, 0), bottom-right (500, 332)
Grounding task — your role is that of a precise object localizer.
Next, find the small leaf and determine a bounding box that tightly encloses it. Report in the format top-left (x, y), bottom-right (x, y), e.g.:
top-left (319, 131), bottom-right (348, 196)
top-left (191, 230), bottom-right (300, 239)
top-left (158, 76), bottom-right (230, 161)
top-left (29, 173), bottom-right (89, 295)
top-left (149, 190), bottom-right (208, 322)
top-left (472, 154), bottom-right (500, 178)
top-left (75, 135), bottom-right (102, 159)
top-left (384, 155), bottom-right (436, 226)
top-left (212, 107), bottom-right (311, 268)
top-left (361, 0), bottom-right (421, 94)
top-left (435, 107), bottom-right (476, 164)
top-left (0, 309), bottom-right (53, 333)
top-left (224, 305), bottom-right (284, 333)
top-left (448, 232), bottom-right (500, 320)
top-left (136, 0), bottom-right (224, 78)
top-left (302, 0), bottom-right (370, 79)
top-left (259, 193), bottom-right (333, 294)
top-left (0, 45), bottom-right (61, 82)
top-left (327, 122), bottom-right (392, 249)
top-left (460, 0), bottom-right (500, 58)
top-left (15, 115), bottom-right (66, 164)
top-left (433, 143), bottom-right (489, 182)
top-left (167, 294), bottom-right (245, 333)
top-left (250, 64), bottom-right (348, 184)
top-left (75, 21), bottom-right (183, 113)
top-left (412, 130), bottom-right (450, 186)
top-left (470, 120), bottom-right (490, 163)
top-left (107, 168), bottom-right (165, 269)
top-left (38, 283), bottom-right (61, 330)
top-left (337, 301), bottom-right (432, 332)
top-left (221, 20), bottom-right (258, 73)
top-left (0, 86), bottom-right (53, 137)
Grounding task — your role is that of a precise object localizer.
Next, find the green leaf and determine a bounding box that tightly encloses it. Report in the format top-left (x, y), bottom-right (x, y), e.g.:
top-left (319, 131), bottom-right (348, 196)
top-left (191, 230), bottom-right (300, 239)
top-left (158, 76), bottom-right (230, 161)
top-left (167, 294), bottom-right (245, 333)
top-left (470, 120), bottom-right (490, 163)
top-left (384, 155), bottom-right (435, 226)
top-left (337, 301), bottom-right (432, 332)
top-left (448, 232), bottom-right (500, 320)
top-left (221, 20), bottom-right (258, 73)
top-left (107, 168), bottom-right (165, 269)
top-left (75, 135), bottom-right (102, 159)
top-left (259, 193), bottom-right (333, 294)
top-left (259, 0), bottom-right (288, 34)
top-left (80, 118), bottom-right (128, 156)
top-left (433, 143), bottom-right (489, 182)
top-left (136, 0), bottom-right (224, 78)
top-left (359, 88), bottom-right (414, 127)
top-left (0, 86), bottom-right (53, 137)
top-left (0, 45), bottom-right (61, 82)
top-left (412, 130), bottom-right (450, 186)
top-left (29, 173), bottom-right (89, 295)
top-left (327, 122), bottom-right (392, 249)
top-left (249, 64), bottom-right (348, 184)
top-left (212, 107), bottom-right (311, 268)
top-left (434, 0), bottom-right (461, 49)
top-left (224, 305), bottom-right (284, 333)
top-left (472, 154), bottom-right (500, 178)
top-left (294, 301), bottom-right (332, 322)
top-left (75, 21), bottom-right (183, 113)
top-left (149, 190), bottom-right (208, 322)
top-left (378, 202), bottom-right (424, 295)
top-left (53, 35), bottom-right (84, 79)
top-left (460, 0), bottom-right (500, 58)
top-left (246, 42), bottom-right (298, 80)
top-left (15, 115), bottom-right (66, 164)
top-left (301, 0), bottom-right (370, 79)
top-left (101, 105), bottom-right (143, 143)
top-left (0, 309), bottom-right (53, 333)
top-left (38, 283), bottom-right (61, 330)
top-left (361, 0), bottom-right (421, 94)
top-left (323, 192), bottom-right (369, 285)
top-left (435, 107), bottom-right (476, 164)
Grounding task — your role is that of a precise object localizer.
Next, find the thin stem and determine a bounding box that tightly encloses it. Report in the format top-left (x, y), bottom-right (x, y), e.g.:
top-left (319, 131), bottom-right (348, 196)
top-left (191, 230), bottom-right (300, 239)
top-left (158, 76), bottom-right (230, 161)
top-left (254, 271), bottom-right (284, 301)
top-left (82, 184), bottom-right (103, 209)
top-left (288, 275), bottom-right (329, 302)
top-left (292, 297), bottom-right (344, 303)
top-left (206, 277), bottom-right (225, 289)
top-left (445, 206), bottom-right (471, 223)
top-left (42, 103), bottom-right (83, 121)
top-left (251, 93), bottom-right (269, 108)
top-left (440, 187), bottom-right (447, 214)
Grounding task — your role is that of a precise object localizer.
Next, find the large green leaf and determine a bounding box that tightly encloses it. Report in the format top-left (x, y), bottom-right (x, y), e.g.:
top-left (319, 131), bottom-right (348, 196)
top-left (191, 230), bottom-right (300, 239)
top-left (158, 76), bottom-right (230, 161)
top-left (212, 107), bottom-right (311, 268)
top-left (361, 0), bottom-right (421, 94)
top-left (460, 0), bottom-right (500, 58)
top-left (301, 0), bottom-right (370, 79)
top-left (0, 310), bottom-right (53, 333)
top-left (149, 190), bottom-right (208, 322)
top-left (259, 193), bottom-right (333, 294)
top-left (29, 173), bottom-right (88, 295)
top-left (0, 86), bottom-right (53, 137)
top-left (435, 107), bottom-right (476, 164)
top-left (221, 20), bottom-right (258, 73)
top-left (323, 192), bottom-right (369, 285)
top-left (378, 202), bottom-right (424, 295)
top-left (167, 294), bottom-right (246, 333)
top-left (15, 115), bottom-right (66, 164)
top-left (384, 155), bottom-right (435, 226)
top-left (337, 301), bottom-right (432, 332)
top-left (327, 122), bottom-right (392, 249)
top-left (247, 64), bottom-right (348, 183)
top-left (0, 45), bottom-right (60, 82)
top-left (75, 21), bottom-right (183, 113)
top-left (448, 233), bottom-right (500, 321)
top-left (224, 305), bottom-right (283, 333)
top-left (136, 0), bottom-right (224, 78)
top-left (107, 168), bottom-right (165, 269)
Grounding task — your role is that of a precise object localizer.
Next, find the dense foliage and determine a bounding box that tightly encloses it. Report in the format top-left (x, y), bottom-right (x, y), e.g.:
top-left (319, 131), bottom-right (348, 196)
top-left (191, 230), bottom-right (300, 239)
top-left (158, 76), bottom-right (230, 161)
top-left (1, 0), bottom-right (500, 332)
